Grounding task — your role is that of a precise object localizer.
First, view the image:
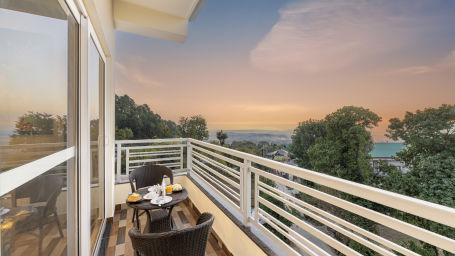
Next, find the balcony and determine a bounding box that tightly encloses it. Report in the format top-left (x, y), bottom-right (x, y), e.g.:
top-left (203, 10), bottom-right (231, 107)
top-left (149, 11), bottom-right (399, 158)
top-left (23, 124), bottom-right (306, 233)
top-left (109, 138), bottom-right (455, 256)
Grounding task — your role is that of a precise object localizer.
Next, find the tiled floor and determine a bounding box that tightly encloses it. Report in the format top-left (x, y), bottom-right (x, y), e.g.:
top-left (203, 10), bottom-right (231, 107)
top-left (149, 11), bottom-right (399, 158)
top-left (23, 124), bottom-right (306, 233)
top-left (106, 199), bottom-right (228, 256)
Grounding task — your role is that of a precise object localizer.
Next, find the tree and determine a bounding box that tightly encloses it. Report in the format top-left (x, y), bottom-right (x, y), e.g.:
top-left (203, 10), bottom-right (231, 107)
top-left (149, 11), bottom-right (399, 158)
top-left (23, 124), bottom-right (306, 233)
top-left (290, 106), bottom-right (381, 254)
top-left (178, 115), bottom-right (209, 140)
top-left (385, 104), bottom-right (455, 250)
top-left (115, 127), bottom-right (134, 140)
top-left (115, 94), bottom-right (179, 139)
top-left (289, 119), bottom-right (326, 169)
top-left (292, 106), bottom-right (380, 183)
top-left (14, 112), bottom-right (56, 135)
top-left (216, 130), bottom-right (228, 145)
top-left (387, 104), bottom-right (455, 167)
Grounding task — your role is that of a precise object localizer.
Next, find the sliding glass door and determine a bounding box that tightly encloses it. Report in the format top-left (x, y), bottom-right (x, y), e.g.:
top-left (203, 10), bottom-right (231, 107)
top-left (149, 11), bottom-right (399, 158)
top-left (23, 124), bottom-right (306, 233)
top-left (88, 37), bottom-right (105, 253)
top-left (0, 1), bottom-right (78, 255)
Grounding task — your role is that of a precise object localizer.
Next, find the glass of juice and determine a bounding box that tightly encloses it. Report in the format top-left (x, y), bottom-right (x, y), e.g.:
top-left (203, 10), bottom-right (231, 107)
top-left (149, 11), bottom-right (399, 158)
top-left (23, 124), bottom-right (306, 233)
top-left (166, 185), bottom-right (173, 194)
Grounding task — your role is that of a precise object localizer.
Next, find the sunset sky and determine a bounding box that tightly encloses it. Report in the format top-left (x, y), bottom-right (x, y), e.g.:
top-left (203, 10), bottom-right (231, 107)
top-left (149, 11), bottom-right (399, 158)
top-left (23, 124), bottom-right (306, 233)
top-left (115, 0), bottom-right (455, 141)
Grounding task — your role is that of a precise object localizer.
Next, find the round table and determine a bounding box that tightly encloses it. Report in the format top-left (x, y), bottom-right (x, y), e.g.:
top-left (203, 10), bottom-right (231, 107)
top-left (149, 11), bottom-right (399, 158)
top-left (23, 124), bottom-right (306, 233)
top-left (126, 187), bottom-right (188, 231)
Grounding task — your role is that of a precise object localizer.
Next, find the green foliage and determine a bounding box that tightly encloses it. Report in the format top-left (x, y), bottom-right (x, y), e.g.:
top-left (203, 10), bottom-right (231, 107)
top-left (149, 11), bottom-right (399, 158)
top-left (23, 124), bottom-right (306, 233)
top-left (178, 115), bottom-right (209, 140)
top-left (115, 127), bottom-right (134, 140)
top-left (115, 94), bottom-right (179, 139)
top-left (292, 106), bottom-right (380, 183)
top-left (289, 119), bottom-right (326, 168)
top-left (259, 177), bottom-right (292, 242)
top-left (387, 104), bottom-right (455, 167)
top-left (216, 130), bottom-right (228, 145)
top-left (384, 105), bottom-right (455, 248)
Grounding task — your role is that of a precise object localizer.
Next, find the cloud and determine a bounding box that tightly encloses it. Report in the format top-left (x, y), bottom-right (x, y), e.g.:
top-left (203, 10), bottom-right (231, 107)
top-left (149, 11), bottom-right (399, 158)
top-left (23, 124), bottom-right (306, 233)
top-left (250, 0), bottom-right (435, 74)
top-left (395, 50), bottom-right (455, 74)
top-left (115, 61), bottom-right (163, 87)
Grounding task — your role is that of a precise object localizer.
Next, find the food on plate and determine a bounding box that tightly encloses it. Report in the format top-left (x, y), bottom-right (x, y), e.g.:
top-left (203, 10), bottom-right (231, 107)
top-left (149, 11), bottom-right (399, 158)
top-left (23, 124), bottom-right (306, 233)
top-left (15, 210), bottom-right (30, 217)
top-left (127, 193), bottom-right (142, 202)
top-left (1, 220), bottom-right (13, 230)
top-left (172, 184), bottom-right (183, 192)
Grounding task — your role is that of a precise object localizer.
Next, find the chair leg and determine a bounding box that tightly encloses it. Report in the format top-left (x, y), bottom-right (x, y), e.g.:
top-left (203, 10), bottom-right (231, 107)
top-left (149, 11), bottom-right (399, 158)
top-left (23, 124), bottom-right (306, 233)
top-left (54, 211), bottom-right (64, 238)
top-left (167, 206), bottom-right (175, 229)
top-left (38, 225), bottom-right (43, 256)
top-left (132, 208), bottom-right (136, 222)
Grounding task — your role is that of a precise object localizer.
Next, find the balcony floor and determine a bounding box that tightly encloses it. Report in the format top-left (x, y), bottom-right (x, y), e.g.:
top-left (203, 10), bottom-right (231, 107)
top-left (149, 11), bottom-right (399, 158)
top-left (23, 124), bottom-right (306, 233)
top-left (106, 200), bottom-right (227, 256)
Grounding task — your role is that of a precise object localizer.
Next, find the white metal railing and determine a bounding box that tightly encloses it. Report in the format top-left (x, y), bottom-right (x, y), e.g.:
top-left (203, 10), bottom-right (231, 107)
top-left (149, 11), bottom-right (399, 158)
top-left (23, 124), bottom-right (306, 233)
top-left (115, 138), bottom-right (186, 183)
top-left (115, 138), bottom-right (455, 255)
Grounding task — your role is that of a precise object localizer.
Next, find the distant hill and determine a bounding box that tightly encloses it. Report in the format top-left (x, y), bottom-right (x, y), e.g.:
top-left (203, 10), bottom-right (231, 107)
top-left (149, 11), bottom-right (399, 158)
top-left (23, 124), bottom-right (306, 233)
top-left (208, 130), bottom-right (292, 145)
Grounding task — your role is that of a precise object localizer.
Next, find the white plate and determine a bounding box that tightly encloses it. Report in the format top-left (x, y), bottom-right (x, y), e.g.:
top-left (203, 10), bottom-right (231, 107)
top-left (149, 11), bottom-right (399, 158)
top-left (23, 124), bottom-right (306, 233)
top-left (150, 196), bottom-right (172, 206)
top-left (0, 208), bottom-right (10, 216)
top-left (143, 192), bottom-right (158, 200)
top-left (148, 185), bottom-right (161, 193)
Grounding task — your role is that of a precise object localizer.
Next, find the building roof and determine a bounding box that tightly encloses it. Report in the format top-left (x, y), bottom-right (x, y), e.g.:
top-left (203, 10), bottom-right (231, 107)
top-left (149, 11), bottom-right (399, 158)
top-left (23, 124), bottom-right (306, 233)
top-left (371, 142), bottom-right (404, 158)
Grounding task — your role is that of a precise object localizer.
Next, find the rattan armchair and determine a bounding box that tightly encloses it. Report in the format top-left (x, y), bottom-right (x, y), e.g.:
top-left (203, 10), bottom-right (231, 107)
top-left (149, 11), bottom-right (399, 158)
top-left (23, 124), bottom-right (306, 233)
top-left (14, 174), bottom-right (64, 255)
top-left (129, 164), bottom-right (174, 224)
top-left (129, 212), bottom-right (214, 256)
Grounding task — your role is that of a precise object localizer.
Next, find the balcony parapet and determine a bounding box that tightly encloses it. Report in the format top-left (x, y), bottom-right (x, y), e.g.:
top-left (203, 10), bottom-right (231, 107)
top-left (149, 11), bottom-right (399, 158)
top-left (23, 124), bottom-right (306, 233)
top-left (115, 138), bottom-right (455, 255)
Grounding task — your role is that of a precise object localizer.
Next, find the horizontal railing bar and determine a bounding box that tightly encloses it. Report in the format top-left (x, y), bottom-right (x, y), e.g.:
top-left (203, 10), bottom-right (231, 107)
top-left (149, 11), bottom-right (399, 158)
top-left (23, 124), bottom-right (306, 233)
top-left (258, 209), bottom-right (318, 256)
top-left (191, 166), bottom-right (241, 210)
top-left (258, 209), bottom-right (329, 256)
top-left (259, 197), bottom-right (362, 256)
top-left (116, 138), bottom-right (186, 144)
top-left (259, 186), bottom-right (396, 256)
top-left (192, 150), bottom-right (240, 179)
top-left (252, 166), bottom-right (455, 254)
top-left (192, 163), bottom-right (240, 200)
top-left (191, 144), bottom-right (243, 167)
top-left (192, 157), bottom-right (240, 189)
top-left (259, 182), bottom-right (418, 256)
top-left (123, 144), bottom-right (186, 150)
top-left (130, 151), bottom-right (180, 156)
top-left (129, 157), bottom-right (181, 164)
top-left (255, 220), bottom-right (301, 256)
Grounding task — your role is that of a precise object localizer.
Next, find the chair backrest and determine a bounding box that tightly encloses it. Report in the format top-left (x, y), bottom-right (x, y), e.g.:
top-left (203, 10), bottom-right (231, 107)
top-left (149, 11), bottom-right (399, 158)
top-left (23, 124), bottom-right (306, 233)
top-left (129, 164), bottom-right (174, 192)
top-left (15, 174), bottom-right (64, 216)
top-left (129, 212), bottom-right (214, 256)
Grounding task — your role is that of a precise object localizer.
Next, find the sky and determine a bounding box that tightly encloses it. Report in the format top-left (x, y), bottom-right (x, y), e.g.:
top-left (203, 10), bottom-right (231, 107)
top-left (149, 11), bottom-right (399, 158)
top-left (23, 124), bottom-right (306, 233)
top-left (121, 0), bottom-right (452, 141)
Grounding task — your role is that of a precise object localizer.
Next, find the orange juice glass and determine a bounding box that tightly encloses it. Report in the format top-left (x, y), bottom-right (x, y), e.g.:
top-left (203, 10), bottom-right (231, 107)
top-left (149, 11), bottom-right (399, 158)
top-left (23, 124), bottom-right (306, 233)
top-left (166, 185), bottom-right (173, 194)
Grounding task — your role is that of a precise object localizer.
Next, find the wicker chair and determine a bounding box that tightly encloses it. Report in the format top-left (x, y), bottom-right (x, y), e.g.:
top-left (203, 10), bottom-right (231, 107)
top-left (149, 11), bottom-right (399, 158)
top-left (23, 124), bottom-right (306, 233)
top-left (129, 212), bottom-right (214, 256)
top-left (13, 174), bottom-right (64, 255)
top-left (129, 164), bottom-right (174, 225)
top-left (129, 164), bottom-right (174, 192)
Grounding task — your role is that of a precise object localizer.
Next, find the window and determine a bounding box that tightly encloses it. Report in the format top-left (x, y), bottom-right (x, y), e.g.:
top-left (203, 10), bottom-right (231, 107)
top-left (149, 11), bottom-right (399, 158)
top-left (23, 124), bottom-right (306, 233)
top-left (0, 1), bottom-right (78, 254)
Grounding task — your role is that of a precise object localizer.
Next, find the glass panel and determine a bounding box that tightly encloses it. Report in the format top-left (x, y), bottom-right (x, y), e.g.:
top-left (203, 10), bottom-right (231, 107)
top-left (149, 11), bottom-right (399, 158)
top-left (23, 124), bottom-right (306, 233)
top-left (0, 1), bottom-right (78, 255)
top-left (88, 38), bottom-right (104, 252)
top-left (1, 162), bottom-right (73, 255)
top-left (0, 2), bottom-right (73, 173)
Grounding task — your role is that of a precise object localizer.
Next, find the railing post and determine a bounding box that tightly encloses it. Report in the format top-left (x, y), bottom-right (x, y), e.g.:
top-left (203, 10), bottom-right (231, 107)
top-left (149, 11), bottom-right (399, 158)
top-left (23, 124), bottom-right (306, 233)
top-left (180, 146), bottom-right (184, 171)
top-left (254, 171), bottom-right (259, 225)
top-left (126, 148), bottom-right (130, 177)
top-left (186, 139), bottom-right (192, 172)
top-left (116, 143), bottom-right (121, 183)
top-left (242, 159), bottom-right (252, 226)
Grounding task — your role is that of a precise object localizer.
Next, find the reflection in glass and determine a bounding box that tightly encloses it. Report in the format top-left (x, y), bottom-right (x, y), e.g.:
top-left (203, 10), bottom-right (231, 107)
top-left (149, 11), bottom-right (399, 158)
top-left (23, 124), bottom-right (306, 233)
top-left (0, 3), bottom-right (72, 173)
top-left (88, 38), bottom-right (105, 252)
top-left (0, 162), bottom-right (72, 255)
